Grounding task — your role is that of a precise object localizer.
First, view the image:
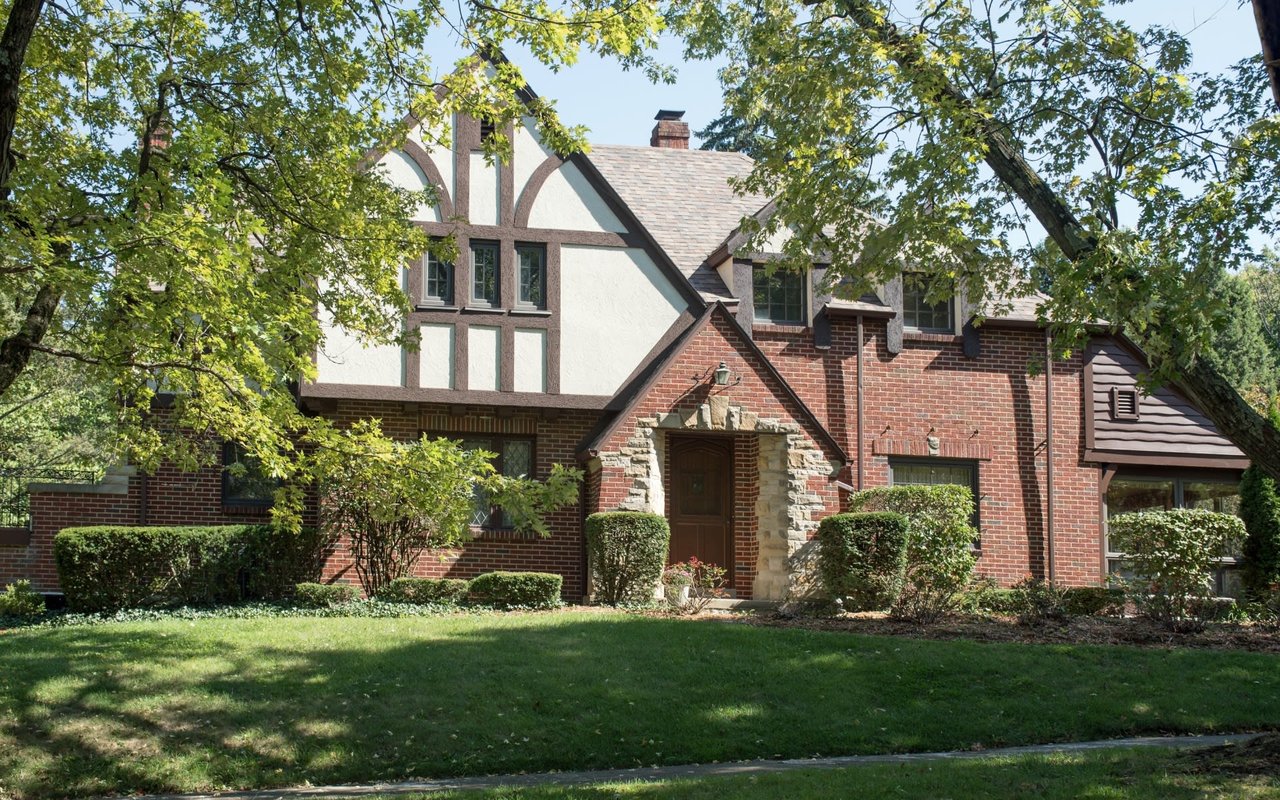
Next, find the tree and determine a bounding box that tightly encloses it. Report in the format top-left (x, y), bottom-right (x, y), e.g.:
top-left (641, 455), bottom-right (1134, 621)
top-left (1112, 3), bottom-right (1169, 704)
top-left (1206, 271), bottom-right (1278, 404)
top-left (672, 0), bottom-right (1280, 476)
top-left (0, 0), bottom-right (666, 517)
top-left (313, 420), bottom-right (582, 596)
top-left (1241, 402), bottom-right (1280, 601)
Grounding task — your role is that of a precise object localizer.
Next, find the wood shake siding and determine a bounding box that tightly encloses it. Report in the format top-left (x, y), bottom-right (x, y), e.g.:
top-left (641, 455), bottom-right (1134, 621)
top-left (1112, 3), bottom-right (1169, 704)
top-left (1086, 338), bottom-right (1245, 463)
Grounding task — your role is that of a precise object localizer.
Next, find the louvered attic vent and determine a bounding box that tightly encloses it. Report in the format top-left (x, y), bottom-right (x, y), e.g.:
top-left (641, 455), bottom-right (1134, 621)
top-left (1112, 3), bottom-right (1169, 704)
top-left (1111, 387), bottom-right (1140, 421)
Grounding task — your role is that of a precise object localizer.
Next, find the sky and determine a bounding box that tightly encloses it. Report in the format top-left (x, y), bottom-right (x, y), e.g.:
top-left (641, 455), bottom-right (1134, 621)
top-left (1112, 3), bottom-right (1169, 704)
top-left (456, 0), bottom-right (1263, 148)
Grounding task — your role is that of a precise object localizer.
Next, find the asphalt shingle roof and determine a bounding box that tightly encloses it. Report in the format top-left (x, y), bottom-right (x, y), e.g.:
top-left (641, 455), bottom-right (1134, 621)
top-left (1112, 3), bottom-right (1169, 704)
top-left (586, 145), bottom-right (769, 300)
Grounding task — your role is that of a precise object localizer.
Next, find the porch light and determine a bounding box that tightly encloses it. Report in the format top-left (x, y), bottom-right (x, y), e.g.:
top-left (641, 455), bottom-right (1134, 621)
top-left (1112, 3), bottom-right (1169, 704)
top-left (713, 362), bottom-right (732, 386)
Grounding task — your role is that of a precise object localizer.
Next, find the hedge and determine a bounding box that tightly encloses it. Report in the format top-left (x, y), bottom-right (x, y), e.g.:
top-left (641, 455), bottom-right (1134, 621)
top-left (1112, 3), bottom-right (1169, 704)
top-left (53, 525), bottom-right (335, 612)
top-left (1108, 509), bottom-right (1243, 629)
top-left (586, 511), bottom-right (670, 605)
top-left (817, 512), bottom-right (908, 611)
top-left (376, 577), bottom-right (470, 605)
top-left (293, 582), bottom-right (358, 608)
top-left (468, 571), bottom-right (562, 609)
top-left (1241, 464), bottom-right (1280, 601)
top-left (849, 485), bottom-right (979, 621)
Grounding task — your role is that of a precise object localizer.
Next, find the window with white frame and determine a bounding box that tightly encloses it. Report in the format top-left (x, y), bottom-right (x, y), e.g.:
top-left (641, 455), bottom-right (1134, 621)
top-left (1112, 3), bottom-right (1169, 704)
top-left (902, 273), bottom-right (955, 333)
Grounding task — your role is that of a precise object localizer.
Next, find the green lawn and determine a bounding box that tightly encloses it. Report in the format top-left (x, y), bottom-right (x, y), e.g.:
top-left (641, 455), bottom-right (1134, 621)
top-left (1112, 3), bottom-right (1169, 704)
top-left (2, 611), bottom-right (1279, 798)
top-left (424, 748), bottom-right (1280, 800)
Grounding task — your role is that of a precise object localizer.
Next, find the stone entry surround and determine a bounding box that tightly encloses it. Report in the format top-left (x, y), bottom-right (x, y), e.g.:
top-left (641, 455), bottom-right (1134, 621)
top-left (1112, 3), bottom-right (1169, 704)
top-left (597, 393), bottom-right (839, 601)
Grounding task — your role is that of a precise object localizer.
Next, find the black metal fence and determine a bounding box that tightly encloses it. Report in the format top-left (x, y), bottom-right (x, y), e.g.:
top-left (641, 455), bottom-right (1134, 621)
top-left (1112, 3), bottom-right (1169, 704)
top-left (0, 468), bottom-right (99, 529)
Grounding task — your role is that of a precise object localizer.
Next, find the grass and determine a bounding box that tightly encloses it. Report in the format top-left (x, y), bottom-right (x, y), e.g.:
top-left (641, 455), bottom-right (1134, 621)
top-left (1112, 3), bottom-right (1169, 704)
top-left (422, 748), bottom-right (1280, 799)
top-left (1, 610), bottom-right (1279, 798)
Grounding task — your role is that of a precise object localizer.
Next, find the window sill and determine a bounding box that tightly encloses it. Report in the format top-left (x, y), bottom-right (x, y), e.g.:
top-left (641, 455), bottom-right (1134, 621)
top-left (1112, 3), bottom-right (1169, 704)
top-left (221, 503), bottom-right (273, 515)
top-left (462, 305), bottom-right (503, 314)
top-left (469, 526), bottom-right (539, 540)
top-left (903, 330), bottom-right (961, 344)
top-left (509, 308), bottom-right (551, 317)
top-left (415, 304), bottom-right (460, 313)
top-left (753, 322), bottom-right (810, 334)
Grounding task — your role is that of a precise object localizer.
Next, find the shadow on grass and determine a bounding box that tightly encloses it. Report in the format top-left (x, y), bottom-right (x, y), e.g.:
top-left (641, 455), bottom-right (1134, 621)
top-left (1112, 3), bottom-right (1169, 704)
top-left (1, 613), bottom-right (1278, 799)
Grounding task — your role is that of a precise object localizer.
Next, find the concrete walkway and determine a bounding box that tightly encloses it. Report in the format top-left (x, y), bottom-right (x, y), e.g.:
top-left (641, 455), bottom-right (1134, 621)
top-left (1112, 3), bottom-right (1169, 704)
top-left (121, 732), bottom-right (1262, 800)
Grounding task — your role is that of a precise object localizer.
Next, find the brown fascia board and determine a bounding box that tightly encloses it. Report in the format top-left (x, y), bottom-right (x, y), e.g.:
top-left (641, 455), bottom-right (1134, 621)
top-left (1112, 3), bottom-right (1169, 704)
top-left (824, 302), bottom-right (895, 320)
top-left (571, 151), bottom-right (707, 311)
top-left (702, 200), bottom-right (780, 269)
top-left (576, 307), bottom-right (713, 460)
top-left (1083, 449), bottom-right (1250, 471)
top-left (578, 303), bottom-right (849, 465)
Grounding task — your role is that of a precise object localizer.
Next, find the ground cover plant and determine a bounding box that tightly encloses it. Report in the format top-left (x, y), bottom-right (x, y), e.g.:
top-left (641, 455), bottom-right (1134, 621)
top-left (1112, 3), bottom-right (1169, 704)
top-left (2, 611), bottom-right (1279, 799)
top-left (418, 744), bottom-right (1280, 799)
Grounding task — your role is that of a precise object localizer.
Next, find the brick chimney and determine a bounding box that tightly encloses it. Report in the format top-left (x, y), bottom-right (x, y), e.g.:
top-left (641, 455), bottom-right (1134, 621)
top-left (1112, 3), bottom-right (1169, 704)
top-left (650, 110), bottom-right (689, 149)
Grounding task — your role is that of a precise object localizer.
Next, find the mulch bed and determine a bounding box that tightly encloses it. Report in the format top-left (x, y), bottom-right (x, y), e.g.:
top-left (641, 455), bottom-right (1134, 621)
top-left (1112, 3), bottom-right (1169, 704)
top-left (1178, 733), bottom-right (1280, 775)
top-left (714, 610), bottom-right (1280, 653)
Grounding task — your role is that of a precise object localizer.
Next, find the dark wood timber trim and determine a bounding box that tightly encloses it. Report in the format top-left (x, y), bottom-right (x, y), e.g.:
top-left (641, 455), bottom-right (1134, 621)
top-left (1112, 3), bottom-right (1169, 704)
top-left (0, 527), bottom-right (30, 546)
top-left (400, 138), bottom-right (454, 219)
top-left (513, 154), bottom-right (566, 227)
top-left (301, 381), bottom-right (611, 409)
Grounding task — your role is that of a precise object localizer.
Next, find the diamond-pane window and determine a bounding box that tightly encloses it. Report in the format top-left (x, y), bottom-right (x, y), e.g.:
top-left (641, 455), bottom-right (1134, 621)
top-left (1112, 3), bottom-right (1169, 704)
top-left (456, 435), bottom-right (536, 529)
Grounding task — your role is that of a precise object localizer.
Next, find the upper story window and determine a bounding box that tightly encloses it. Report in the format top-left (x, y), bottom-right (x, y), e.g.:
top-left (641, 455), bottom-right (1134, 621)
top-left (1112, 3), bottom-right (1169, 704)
top-left (753, 266), bottom-right (805, 325)
top-left (517, 244), bottom-right (546, 309)
top-left (903, 273), bottom-right (955, 333)
top-left (471, 241), bottom-right (499, 307)
top-left (424, 250), bottom-right (454, 306)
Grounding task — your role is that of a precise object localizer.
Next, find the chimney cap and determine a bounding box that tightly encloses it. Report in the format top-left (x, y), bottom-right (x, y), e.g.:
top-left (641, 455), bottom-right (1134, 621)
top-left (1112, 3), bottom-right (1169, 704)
top-left (654, 109), bottom-right (686, 121)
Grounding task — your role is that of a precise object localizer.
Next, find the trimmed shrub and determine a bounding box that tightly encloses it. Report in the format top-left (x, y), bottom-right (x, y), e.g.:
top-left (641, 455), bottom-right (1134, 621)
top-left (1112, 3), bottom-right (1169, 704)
top-left (586, 511), bottom-right (670, 605)
top-left (1062, 586), bottom-right (1125, 617)
top-left (293, 582), bottom-right (358, 608)
top-left (53, 524), bottom-right (333, 612)
top-left (0, 580), bottom-right (45, 618)
top-left (817, 512), bottom-right (908, 611)
top-left (240, 526), bottom-right (338, 600)
top-left (1108, 509), bottom-right (1244, 630)
top-left (960, 578), bottom-right (1020, 615)
top-left (1010, 577), bottom-right (1069, 626)
top-left (1241, 464), bottom-right (1280, 602)
top-left (376, 577), bottom-right (470, 605)
top-left (468, 571), bottom-right (562, 609)
top-left (849, 485), bottom-right (979, 622)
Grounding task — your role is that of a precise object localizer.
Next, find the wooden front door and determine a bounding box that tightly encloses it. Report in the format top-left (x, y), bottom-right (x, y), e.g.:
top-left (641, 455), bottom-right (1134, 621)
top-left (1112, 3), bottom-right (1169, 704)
top-left (669, 437), bottom-right (733, 581)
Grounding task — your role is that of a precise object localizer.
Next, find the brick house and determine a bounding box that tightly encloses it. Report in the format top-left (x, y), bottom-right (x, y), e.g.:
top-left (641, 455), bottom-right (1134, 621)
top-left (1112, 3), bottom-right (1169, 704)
top-left (0, 96), bottom-right (1250, 602)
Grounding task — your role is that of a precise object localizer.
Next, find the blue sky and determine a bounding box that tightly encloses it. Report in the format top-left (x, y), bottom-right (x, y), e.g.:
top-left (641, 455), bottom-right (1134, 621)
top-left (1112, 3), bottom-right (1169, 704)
top-left (490, 0), bottom-right (1260, 147)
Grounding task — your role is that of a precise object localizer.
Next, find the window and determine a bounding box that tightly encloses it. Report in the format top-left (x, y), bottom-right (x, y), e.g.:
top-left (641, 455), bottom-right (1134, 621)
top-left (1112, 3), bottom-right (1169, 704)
top-left (221, 443), bottom-right (277, 508)
top-left (460, 436), bottom-right (535, 529)
top-left (902, 273), bottom-right (955, 333)
top-left (517, 244), bottom-right (546, 308)
top-left (479, 116), bottom-right (497, 144)
top-left (424, 250), bottom-right (454, 306)
top-left (889, 458), bottom-right (981, 531)
top-left (1105, 475), bottom-right (1242, 596)
top-left (471, 241), bottom-right (499, 306)
top-left (752, 267), bottom-right (805, 325)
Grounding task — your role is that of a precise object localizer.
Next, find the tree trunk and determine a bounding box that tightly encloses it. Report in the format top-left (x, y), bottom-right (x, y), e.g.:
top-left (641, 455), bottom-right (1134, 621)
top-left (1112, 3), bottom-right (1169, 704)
top-left (839, 0), bottom-right (1280, 479)
top-left (0, 0), bottom-right (44, 200)
top-left (0, 283), bottom-right (61, 395)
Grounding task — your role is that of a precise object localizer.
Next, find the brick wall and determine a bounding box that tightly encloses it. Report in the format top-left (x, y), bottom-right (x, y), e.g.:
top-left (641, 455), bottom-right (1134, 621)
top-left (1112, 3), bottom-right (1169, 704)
top-left (754, 318), bottom-right (1102, 587)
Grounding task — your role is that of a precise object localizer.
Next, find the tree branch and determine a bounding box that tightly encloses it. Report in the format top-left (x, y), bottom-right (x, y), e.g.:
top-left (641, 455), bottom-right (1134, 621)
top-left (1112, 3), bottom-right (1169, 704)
top-left (0, 0), bottom-right (44, 201)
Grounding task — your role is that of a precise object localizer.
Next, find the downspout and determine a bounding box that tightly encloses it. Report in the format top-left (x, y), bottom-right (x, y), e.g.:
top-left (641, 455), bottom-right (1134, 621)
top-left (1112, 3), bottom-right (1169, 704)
top-left (1045, 329), bottom-right (1055, 584)
top-left (857, 315), bottom-right (865, 491)
top-left (139, 472), bottom-right (149, 525)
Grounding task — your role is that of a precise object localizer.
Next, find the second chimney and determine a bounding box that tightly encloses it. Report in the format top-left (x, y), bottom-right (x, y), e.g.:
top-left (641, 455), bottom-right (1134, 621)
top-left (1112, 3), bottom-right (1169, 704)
top-left (650, 110), bottom-right (689, 149)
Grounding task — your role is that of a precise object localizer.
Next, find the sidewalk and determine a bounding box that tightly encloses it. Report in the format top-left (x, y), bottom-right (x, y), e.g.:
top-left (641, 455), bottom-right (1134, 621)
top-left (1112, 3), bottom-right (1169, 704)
top-left (120, 732), bottom-right (1262, 800)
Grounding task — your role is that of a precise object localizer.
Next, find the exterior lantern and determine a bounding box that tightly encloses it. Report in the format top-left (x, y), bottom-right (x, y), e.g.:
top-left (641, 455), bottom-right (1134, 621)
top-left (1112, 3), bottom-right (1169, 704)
top-left (714, 362), bottom-right (731, 386)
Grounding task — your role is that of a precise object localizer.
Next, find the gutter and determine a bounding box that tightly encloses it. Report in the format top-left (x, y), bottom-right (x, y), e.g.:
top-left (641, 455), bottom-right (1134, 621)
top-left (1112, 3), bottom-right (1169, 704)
top-left (1045, 329), bottom-right (1055, 584)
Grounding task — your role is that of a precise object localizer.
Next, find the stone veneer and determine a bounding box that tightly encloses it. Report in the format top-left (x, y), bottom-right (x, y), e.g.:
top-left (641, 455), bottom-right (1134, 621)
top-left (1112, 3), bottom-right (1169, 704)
top-left (597, 392), bottom-right (837, 600)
